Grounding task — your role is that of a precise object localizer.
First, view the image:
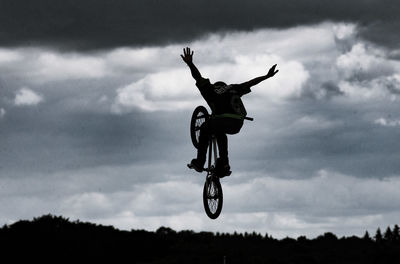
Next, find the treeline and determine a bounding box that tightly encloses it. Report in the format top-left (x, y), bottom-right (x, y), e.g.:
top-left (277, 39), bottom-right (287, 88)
top-left (1, 214), bottom-right (400, 263)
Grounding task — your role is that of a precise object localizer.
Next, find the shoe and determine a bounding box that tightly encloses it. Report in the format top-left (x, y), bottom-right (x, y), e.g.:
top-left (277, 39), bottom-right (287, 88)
top-left (215, 158), bottom-right (231, 177)
top-left (217, 166), bottom-right (231, 178)
top-left (189, 159), bottom-right (204, 173)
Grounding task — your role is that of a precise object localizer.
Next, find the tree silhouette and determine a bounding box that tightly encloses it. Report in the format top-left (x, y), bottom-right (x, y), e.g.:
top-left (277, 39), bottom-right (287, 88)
top-left (363, 230), bottom-right (372, 241)
top-left (375, 227), bottom-right (383, 243)
top-left (1, 214), bottom-right (400, 263)
top-left (384, 226), bottom-right (393, 242)
top-left (393, 225), bottom-right (400, 242)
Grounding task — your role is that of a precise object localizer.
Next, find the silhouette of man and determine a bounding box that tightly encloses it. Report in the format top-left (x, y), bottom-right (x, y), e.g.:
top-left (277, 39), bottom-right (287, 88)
top-left (181, 47), bottom-right (278, 176)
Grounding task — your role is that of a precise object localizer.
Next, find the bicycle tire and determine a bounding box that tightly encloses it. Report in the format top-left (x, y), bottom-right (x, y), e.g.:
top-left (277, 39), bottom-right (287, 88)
top-left (203, 176), bottom-right (223, 219)
top-left (190, 106), bottom-right (209, 149)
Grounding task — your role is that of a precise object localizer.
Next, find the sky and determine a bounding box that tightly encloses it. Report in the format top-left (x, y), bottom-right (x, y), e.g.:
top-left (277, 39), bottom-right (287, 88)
top-left (1, 0), bottom-right (400, 238)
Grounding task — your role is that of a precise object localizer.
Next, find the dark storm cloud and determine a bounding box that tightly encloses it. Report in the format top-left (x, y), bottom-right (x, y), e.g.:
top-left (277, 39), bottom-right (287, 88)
top-left (0, 100), bottom-right (189, 175)
top-left (231, 98), bottom-right (400, 179)
top-left (1, 0), bottom-right (399, 50)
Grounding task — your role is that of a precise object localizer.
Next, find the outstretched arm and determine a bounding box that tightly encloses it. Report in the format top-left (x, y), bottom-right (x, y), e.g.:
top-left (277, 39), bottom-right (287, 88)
top-left (240, 64), bottom-right (279, 88)
top-left (181, 47), bottom-right (202, 82)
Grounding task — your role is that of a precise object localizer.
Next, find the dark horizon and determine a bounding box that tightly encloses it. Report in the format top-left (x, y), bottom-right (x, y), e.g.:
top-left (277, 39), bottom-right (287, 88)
top-left (2, 214), bottom-right (400, 263)
top-left (4, 213), bottom-right (399, 240)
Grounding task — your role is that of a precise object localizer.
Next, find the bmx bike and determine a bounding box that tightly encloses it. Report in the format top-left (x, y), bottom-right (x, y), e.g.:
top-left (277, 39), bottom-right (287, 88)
top-left (187, 105), bottom-right (227, 219)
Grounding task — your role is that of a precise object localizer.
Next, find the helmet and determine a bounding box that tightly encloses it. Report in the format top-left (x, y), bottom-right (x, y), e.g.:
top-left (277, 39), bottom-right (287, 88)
top-left (213, 81), bottom-right (227, 87)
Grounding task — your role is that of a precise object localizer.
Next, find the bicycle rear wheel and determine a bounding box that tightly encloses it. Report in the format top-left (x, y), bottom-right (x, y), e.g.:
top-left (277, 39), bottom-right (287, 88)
top-left (190, 106), bottom-right (209, 149)
top-left (203, 175), bottom-right (223, 219)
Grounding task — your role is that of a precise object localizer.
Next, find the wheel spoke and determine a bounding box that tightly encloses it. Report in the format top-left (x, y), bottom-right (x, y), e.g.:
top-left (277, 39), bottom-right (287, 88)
top-left (191, 106), bottom-right (208, 149)
top-left (206, 180), bottom-right (220, 213)
top-left (208, 199), bottom-right (216, 213)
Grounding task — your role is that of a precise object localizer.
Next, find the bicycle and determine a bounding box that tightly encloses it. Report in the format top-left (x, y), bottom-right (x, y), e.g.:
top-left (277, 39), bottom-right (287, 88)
top-left (187, 105), bottom-right (225, 219)
top-left (188, 106), bottom-right (254, 219)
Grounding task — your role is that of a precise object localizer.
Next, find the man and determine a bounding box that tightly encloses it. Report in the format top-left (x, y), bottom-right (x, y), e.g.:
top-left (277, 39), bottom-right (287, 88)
top-left (181, 47), bottom-right (278, 176)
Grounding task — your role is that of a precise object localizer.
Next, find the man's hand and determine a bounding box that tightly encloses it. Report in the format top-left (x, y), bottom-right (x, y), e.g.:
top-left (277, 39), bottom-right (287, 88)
top-left (240, 64), bottom-right (279, 88)
top-left (181, 47), bottom-right (194, 64)
top-left (266, 64), bottom-right (279, 78)
top-left (181, 47), bottom-right (202, 80)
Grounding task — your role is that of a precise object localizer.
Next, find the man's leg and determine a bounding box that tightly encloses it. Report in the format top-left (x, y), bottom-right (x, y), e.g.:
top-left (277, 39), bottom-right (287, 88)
top-left (214, 118), bottom-right (244, 176)
top-left (213, 118), bottom-right (243, 162)
top-left (216, 133), bottom-right (228, 164)
top-left (190, 120), bottom-right (210, 172)
top-left (215, 132), bottom-right (231, 176)
top-left (209, 118), bottom-right (230, 176)
top-left (197, 122), bottom-right (211, 165)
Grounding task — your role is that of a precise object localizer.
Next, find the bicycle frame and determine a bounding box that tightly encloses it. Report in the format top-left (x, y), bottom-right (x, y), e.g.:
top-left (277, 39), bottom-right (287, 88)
top-left (206, 135), bottom-right (218, 175)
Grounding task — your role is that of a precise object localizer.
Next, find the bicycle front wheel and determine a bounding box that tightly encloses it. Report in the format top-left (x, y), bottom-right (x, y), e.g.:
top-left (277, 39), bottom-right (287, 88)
top-left (203, 176), bottom-right (223, 219)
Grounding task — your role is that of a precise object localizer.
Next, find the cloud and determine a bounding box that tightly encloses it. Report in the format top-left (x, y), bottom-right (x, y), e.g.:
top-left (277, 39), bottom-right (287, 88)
top-left (0, 108), bottom-right (5, 119)
top-left (224, 170), bottom-right (400, 216)
top-left (111, 69), bottom-right (199, 112)
top-left (62, 192), bottom-right (114, 218)
top-left (4, 22), bottom-right (399, 111)
top-left (105, 47), bottom-right (172, 73)
top-left (112, 24), bottom-right (330, 112)
top-left (337, 75), bottom-right (400, 102)
top-left (0, 0), bottom-right (399, 50)
top-left (112, 56), bottom-right (309, 112)
top-left (332, 23), bottom-right (356, 40)
top-left (110, 21), bottom-right (399, 112)
top-left (0, 48), bottom-right (109, 83)
top-left (2, 167), bottom-right (400, 238)
top-left (33, 52), bottom-right (107, 82)
top-left (374, 118), bottom-right (400, 127)
top-left (333, 41), bottom-right (400, 101)
top-left (14, 88), bottom-right (43, 106)
top-left (0, 49), bottom-right (22, 64)
top-left (336, 43), bottom-right (396, 81)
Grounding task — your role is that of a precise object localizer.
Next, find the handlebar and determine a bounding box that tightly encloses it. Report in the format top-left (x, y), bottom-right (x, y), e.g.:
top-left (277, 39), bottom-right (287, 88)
top-left (244, 117), bottom-right (254, 121)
